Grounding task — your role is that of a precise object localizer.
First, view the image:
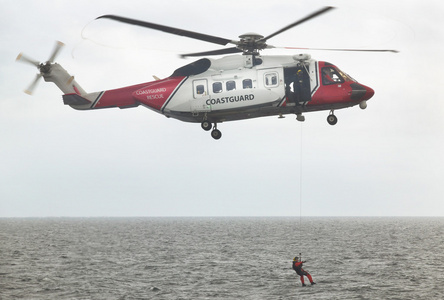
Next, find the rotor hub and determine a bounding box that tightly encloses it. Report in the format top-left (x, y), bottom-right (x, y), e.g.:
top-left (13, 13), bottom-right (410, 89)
top-left (238, 33), bottom-right (267, 54)
top-left (238, 32), bottom-right (264, 41)
top-left (40, 62), bottom-right (52, 74)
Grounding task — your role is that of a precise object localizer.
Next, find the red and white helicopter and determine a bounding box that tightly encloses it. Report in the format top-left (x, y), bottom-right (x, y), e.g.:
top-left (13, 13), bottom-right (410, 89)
top-left (17, 7), bottom-right (397, 139)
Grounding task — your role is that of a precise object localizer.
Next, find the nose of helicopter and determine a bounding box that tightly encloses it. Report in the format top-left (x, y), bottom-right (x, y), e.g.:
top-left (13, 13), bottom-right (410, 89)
top-left (363, 85), bottom-right (375, 100)
top-left (350, 83), bottom-right (374, 101)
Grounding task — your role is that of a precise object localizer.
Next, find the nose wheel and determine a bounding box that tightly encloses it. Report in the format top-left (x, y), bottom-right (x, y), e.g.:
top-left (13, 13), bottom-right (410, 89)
top-left (211, 127), bottom-right (222, 140)
top-left (327, 111), bottom-right (338, 125)
top-left (201, 120), bottom-right (222, 139)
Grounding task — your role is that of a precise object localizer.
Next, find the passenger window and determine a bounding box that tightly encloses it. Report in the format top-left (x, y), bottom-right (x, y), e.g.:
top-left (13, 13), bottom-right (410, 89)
top-left (196, 85), bottom-right (205, 95)
top-left (264, 72), bottom-right (278, 87)
top-left (213, 82), bottom-right (222, 93)
top-left (243, 79), bottom-right (253, 89)
top-left (226, 81), bottom-right (236, 91)
top-left (322, 67), bottom-right (344, 85)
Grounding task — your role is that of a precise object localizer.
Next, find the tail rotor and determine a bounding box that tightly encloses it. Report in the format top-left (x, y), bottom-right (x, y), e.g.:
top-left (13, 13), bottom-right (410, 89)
top-left (16, 41), bottom-right (65, 95)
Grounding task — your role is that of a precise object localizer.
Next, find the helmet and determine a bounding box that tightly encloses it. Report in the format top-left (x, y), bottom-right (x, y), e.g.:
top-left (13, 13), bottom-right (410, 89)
top-left (293, 256), bottom-right (299, 261)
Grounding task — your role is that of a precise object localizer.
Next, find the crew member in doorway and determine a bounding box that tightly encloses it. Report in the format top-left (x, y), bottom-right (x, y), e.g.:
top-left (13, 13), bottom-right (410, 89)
top-left (292, 256), bottom-right (316, 287)
top-left (294, 69), bottom-right (305, 103)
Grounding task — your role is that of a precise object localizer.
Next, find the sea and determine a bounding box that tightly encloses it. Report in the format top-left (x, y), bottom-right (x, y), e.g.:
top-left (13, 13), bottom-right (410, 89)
top-left (1, 217), bottom-right (443, 300)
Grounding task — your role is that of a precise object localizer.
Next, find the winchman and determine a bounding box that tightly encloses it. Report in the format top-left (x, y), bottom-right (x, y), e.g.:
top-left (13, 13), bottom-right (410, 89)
top-left (292, 256), bottom-right (316, 287)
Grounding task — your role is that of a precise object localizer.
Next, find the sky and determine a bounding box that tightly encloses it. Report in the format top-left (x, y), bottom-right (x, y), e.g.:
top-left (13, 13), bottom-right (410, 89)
top-left (1, 0), bottom-right (443, 217)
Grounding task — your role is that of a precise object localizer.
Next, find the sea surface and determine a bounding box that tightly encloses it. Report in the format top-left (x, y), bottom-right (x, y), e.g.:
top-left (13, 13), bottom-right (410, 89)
top-left (1, 217), bottom-right (443, 299)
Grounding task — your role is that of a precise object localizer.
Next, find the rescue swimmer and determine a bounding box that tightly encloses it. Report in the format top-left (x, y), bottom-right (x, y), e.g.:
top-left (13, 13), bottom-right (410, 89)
top-left (292, 256), bottom-right (316, 287)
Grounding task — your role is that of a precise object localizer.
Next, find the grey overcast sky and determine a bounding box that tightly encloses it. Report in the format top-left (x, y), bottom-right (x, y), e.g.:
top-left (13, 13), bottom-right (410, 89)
top-left (1, 0), bottom-right (443, 217)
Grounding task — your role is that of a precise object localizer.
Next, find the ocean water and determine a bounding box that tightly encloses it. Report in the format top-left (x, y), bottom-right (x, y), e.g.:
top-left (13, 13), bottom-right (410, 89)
top-left (1, 217), bottom-right (443, 299)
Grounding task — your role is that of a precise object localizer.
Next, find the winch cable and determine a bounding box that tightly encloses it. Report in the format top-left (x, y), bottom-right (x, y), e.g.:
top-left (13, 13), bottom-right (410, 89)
top-left (299, 123), bottom-right (304, 258)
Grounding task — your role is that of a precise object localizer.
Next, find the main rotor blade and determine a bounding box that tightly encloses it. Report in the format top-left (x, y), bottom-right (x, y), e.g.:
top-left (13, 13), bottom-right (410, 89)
top-left (277, 46), bottom-right (399, 53)
top-left (263, 6), bottom-right (335, 42)
top-left (97, 15), bottom-right (235, 46)
top-left (180, 47), bottom-right (243, 58)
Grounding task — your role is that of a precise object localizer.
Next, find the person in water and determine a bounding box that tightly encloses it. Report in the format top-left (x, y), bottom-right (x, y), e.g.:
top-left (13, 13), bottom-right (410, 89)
top-left (293, 256), bottom-right (316, 286)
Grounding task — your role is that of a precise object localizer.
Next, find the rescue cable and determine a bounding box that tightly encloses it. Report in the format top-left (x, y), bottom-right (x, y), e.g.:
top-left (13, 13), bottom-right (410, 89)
top-left (299, 123), bottom-right (303, 257)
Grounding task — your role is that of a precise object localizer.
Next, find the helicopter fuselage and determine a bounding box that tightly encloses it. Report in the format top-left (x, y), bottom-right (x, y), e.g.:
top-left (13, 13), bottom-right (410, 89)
top-left (61, 54), bottom-right (374, 130)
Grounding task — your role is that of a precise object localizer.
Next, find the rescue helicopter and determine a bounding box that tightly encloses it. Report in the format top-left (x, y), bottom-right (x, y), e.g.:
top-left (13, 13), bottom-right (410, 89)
top-left (16, 6), bottom-right (397, 139)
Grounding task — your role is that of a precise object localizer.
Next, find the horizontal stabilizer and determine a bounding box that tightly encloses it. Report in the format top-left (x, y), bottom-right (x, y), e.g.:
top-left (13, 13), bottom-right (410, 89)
top-left (63, 94), bottom-right (91, 106)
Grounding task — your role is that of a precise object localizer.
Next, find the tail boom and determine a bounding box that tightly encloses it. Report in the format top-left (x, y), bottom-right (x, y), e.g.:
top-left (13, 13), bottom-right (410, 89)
top-left (62, 76), bottom-right (188, 112)
top-left (42, 63), bottom-right (86, 96)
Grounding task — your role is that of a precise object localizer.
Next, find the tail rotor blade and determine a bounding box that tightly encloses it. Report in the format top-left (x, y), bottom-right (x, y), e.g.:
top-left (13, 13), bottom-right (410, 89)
top-left (24, 74), bottom-right (43, 95)
top-left (16, 53), bottom-right (40, 67)
top-left (48, 41), bottom-right (64, 63)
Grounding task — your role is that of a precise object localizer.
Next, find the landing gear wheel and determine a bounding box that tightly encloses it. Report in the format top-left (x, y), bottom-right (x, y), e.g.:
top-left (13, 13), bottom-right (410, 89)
top-left (211, 129), bottom-right (222, 140)
top-left (327, 114), bottom-right (338, 125)
top-left (201, 121), bottom-right (212, 131)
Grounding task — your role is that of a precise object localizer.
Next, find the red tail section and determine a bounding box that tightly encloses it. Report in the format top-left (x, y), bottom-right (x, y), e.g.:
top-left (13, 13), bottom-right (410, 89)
top-left (88, 76), bottom-right (186, 111)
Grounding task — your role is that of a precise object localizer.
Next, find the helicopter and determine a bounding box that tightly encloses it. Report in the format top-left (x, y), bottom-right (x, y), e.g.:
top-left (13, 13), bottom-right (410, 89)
top-left (16, 6), bottom-right (397, 140)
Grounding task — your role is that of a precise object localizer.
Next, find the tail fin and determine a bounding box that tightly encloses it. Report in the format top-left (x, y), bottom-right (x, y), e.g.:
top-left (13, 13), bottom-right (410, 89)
top-left (42, 63), bottom-right (86, 95)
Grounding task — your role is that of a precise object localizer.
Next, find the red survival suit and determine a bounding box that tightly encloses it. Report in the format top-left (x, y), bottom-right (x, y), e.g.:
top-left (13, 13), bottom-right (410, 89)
top-left (292, 259), bottom-right (315, 286)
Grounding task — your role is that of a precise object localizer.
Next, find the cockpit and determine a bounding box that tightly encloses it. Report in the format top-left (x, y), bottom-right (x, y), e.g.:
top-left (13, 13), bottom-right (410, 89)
top-left (321, 65), bottom-right (356, 85)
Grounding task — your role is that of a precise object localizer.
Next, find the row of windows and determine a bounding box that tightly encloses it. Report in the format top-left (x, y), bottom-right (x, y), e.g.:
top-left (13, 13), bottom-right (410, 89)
top-left (212, 79), bottom-right (253, 94)
top-left (197, 67), bottom-right (355, 95)
top-left (195, 72), bottom-right (280, 95)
